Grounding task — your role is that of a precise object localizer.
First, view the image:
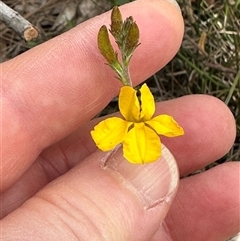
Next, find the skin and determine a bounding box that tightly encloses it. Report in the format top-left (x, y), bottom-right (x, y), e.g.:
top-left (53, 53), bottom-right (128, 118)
top-left (1, 0), bottom-right (239, 240)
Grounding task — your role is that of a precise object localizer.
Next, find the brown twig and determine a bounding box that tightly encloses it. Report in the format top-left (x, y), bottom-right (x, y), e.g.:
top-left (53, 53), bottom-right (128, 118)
top-left (0, 1), bottom-right (39, 41)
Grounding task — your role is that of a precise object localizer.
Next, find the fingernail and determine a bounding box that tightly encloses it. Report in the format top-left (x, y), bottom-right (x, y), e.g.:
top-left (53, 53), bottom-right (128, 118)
top-left (102, 144), bottom-right (179, 208)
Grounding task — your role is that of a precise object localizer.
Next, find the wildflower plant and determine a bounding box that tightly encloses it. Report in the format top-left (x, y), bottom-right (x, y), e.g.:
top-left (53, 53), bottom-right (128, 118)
top-left (91, 7), bottom-right (184, 164)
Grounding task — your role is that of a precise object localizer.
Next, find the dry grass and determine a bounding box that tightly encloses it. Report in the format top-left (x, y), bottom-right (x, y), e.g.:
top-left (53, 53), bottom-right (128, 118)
top-left (0, 0), bottom-right (111, 61)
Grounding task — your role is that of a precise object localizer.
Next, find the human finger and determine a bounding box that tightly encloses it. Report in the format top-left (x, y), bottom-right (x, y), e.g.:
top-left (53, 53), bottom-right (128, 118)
top-left (151, 162), bottom-right (240, 241)
top-left (1, 0), bottom-right (184, 191)
top-left (2, 145), bottom-right (180, 241)
top-left (1, 94), bottom-right (236, 218)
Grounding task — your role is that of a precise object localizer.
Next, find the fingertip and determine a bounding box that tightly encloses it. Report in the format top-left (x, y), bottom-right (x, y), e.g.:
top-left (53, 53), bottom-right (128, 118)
top-left (3, 148), bottom-right (178, 241)
top-left (2, 0), bottom-right (185, 191)
top-left (186, 95), bottom-right (236, 155)
top-left (128, 0), bottom-right (184, 83)
top-left (165, 161), bottom-right (240, 241)
top-left (156, 94), bottom-right (236, 175)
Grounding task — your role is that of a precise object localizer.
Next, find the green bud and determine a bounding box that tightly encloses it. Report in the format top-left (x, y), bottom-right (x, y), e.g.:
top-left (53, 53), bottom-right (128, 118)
top-left (126, 21), bottom-right (139, 50)
top-left (98, 25), bottom-right (118, 65)
top-left (110, 6), bottom-right (123, 40)
top-left (97, 7), bottom-right (140, 86)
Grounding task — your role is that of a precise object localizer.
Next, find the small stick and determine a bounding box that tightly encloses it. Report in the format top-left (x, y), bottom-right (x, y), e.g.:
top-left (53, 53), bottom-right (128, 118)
top-left (0, 1), bottom-right (39, 41)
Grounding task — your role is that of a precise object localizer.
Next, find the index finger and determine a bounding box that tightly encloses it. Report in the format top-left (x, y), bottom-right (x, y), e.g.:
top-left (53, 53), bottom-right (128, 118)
top-left (1, 0), bottom-right (184, 191)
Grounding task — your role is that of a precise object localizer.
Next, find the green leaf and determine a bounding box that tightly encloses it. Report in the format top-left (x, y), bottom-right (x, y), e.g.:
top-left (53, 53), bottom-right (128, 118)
top-left (110, 6), bottom-right (123, 40)
top-left (98, 25), bottom-right (118, 65)
top-left (126, 21), bottom-right (139, 50)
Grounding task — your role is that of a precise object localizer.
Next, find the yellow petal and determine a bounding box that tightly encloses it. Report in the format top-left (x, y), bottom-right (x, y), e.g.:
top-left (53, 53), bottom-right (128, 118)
top-left (146, 114), bottom-right (184, 137)
top-left (123, 122), bottom-right (161, 164)
top-left (139, 83), bottom-right (155, 121)
top-left (119, 86), bottom-right (140, 122)
top-left (91, 117), bottom-right (131, 151)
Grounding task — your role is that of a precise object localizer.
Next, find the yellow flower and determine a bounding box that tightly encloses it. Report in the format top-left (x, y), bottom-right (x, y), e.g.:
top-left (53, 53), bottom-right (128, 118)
top-left (91, 84), bottom-right (184, 164)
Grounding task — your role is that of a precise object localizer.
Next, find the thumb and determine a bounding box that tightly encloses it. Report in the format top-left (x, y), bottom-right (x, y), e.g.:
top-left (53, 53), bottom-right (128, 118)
top-left (2, 145), bottom-right (179, 241)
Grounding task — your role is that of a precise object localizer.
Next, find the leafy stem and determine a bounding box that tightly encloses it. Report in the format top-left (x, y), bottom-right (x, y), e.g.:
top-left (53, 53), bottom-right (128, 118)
top-left (97, 6), bottom-right (140, 86)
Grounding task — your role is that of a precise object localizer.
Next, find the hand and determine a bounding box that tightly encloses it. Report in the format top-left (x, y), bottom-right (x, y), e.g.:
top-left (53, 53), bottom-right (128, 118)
top-left (1, 0), bottom-right (239, 240)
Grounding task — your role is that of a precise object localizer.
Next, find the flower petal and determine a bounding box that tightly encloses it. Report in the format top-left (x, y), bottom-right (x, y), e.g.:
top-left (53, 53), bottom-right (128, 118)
top-left (139, 83), bottom-right (155, 121)
top-left (91, 117), bottom-right (131, 151)
top-left (123, 122), bottom-right (161, 164)
top-left (146, 114), bottom-right (184, 137)
top-left (119, 86), bottom-right (140, 122)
